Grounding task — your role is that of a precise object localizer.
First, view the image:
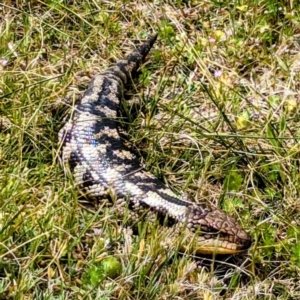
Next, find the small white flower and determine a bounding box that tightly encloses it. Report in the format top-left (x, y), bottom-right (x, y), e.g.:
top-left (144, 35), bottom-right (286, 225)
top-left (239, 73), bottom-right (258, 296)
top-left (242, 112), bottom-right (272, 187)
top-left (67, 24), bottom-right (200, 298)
top-left (214, 69), bottom-right (223, 78)
top-left (93, 228), bottom-right (102, 235)
top-left (0, 58), bottom-right (8, 67)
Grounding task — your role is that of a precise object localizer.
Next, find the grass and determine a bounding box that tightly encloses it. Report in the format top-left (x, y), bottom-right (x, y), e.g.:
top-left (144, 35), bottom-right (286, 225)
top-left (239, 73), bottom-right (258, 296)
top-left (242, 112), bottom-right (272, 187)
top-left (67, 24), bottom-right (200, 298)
top-left (1, 0), bottom-right (300, 299)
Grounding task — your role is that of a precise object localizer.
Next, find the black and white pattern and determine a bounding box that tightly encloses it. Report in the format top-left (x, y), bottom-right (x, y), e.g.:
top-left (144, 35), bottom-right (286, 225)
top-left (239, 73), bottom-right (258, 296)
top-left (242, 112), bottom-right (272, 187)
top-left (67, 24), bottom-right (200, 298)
top-left (58, 34), bottom-right (251, 254)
